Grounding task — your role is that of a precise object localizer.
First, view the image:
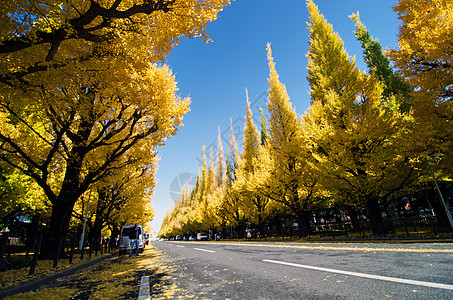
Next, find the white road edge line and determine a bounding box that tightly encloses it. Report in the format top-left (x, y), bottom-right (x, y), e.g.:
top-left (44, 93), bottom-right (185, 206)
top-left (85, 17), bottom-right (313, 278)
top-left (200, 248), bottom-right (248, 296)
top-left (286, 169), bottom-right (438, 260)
top-left (263, 259), bottom-right (453, 291)
top-left (194, 248), bottom-right (216, 253)
top-left (138, 276), bottom-right (150, 300)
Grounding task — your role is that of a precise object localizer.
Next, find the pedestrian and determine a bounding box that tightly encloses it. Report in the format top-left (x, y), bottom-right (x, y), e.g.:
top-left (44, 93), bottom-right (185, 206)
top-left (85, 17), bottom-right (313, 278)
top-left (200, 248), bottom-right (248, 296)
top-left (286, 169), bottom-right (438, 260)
top-left (129, 223), bottom-right (140, 257)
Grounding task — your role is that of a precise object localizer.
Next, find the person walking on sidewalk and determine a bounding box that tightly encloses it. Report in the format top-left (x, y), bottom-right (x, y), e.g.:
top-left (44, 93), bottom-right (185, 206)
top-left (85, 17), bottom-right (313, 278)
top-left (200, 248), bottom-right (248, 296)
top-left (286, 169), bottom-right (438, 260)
top-left (129, 223), bottom-right (140, 257)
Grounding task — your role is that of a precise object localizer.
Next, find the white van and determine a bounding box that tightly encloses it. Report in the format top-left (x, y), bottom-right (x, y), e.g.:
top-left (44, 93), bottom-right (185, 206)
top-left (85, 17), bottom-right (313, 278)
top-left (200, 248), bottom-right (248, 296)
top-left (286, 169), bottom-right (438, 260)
top-left (118, 224), bottom-right (145, 255)
top-left (197, 232), bottom-right (208, 241)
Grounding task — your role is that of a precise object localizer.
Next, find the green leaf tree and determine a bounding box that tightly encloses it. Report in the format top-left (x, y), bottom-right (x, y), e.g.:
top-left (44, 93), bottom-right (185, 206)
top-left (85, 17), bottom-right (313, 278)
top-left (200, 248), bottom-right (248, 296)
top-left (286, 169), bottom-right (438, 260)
top-left (350, 12), bottom-right (412, 109)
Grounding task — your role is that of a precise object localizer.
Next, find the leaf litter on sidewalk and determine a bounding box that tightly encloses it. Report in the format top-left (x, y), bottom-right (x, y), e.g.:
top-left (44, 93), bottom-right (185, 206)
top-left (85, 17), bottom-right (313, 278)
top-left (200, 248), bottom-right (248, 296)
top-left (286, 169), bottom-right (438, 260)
top-left (4, 246), bottom-right (175, 300)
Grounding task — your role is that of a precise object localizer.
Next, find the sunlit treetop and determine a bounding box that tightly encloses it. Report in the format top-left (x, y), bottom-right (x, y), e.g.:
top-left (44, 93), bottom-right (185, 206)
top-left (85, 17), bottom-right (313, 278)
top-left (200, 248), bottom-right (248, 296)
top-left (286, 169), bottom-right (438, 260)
top-left (266, 42), bottom-right (301, 156)
top-left (242, 89), bottom-right (260, 173)
top-left (306, 0), bottom-right (359, 106)
top-left (389, 0), bottom-right (453, 104)
top-left (216, 126), bottom-right (225, 186)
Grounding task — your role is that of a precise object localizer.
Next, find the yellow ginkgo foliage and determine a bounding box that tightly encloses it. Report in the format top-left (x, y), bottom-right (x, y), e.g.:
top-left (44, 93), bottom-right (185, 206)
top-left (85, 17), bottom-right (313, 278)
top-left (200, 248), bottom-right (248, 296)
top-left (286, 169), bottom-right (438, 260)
top-left (0, 0), bottom-right (230, 258)
top-left (265, 42), bottom-right (320, 237)
top-left (305, 0), bottom-right (418, 236)
top-left (389, 0), bottom-right (453, 174)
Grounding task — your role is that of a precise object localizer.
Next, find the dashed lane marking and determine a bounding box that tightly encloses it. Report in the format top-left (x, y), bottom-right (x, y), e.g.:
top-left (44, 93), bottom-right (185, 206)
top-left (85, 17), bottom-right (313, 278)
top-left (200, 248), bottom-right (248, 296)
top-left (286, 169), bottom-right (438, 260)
top-left (194, 248), bottom-right (216, 253)
top-left (263, 259), bottom-right (453, 291)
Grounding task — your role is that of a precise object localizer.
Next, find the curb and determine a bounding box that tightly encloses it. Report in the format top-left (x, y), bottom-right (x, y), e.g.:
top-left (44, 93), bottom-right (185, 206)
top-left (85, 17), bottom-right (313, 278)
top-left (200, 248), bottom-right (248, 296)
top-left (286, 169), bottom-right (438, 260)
top-left (222, 236), bottom-right (453, 244)
top-left (303, 237), bottom-right (453, 243)
top-left (0, 253), bottom-right (114, 299)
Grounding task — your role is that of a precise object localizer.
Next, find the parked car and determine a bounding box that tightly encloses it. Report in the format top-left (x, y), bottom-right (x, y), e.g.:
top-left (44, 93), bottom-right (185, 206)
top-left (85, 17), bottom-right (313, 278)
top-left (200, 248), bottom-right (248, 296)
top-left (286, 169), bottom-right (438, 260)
top-left (144, 233), bottom-right (150, 245)
top-left (118, 224), bottom-right (145, 255)
top-left (197, 232), bottom-right (208, 241)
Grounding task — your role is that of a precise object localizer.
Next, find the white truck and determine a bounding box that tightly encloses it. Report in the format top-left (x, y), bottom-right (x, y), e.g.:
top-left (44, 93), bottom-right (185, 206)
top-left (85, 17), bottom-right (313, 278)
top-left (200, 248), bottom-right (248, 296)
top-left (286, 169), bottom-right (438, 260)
top-left (118, 224), bottom-right (145, 255)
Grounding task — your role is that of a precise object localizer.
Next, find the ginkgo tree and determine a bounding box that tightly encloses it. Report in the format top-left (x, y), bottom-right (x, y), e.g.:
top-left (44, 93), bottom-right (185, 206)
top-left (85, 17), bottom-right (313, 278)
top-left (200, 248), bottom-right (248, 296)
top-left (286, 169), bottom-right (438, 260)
top-left (0, 0), bottom-right (230, 257)
top-left (159, 120), bottom-right (247, 238)
top-left (264, 43), bottom-right (322, 237)
top-left (72, 153), bottom-right (157, 249)
top-left (1, 59), bottom-right (189, 257)
top-left (160, 0), bottom-right (451, 239)
top-left (211, 120), bottom-right (249, 237)
top-left (233, 92), bottom-right (272, 236)
top-left (388, 0), bottom-right (452, 172)
top-left (388, 0), bottom-right (453, 228)
top-left (304, 0), bottom-right (419, 235)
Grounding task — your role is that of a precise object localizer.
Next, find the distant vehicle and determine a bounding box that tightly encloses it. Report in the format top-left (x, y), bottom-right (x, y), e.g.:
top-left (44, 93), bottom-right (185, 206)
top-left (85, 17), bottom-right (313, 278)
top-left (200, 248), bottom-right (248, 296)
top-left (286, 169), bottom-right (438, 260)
top-left (118, 224), bottom-right (145, 255)
top-left (144, 233), bottom-right (150, 245)
top-left (175, 235), bottom-right (182, 240)
top-left (197, 233), bottom-right (208, 241)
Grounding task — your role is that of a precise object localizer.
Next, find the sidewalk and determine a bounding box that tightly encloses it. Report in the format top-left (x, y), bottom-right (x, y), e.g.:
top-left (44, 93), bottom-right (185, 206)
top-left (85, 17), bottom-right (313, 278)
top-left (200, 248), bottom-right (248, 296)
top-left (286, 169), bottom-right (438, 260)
top-left (0, 247), bottom-right (168, 300)
top-left (0, 254), bottom-right (113, 299)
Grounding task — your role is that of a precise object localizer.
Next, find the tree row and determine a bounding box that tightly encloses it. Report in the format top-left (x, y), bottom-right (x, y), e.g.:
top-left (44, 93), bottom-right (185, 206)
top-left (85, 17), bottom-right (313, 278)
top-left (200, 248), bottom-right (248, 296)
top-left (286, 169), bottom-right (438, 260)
top-left (159, 0), bottom-right (453, 239)
top-left (0, 0), bottom-right (230, 258)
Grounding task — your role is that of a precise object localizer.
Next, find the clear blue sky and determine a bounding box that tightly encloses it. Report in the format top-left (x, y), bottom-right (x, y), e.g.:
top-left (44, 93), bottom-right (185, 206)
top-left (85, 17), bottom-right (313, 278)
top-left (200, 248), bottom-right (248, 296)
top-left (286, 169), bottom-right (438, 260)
top-left (150, 0), bottom-right (401, 233)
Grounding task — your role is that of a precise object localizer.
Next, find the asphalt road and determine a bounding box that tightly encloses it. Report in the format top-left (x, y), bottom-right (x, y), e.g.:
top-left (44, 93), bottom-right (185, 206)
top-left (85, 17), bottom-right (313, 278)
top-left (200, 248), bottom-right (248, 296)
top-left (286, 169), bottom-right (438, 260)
top-left (152, 240), bottom-right (453, 299)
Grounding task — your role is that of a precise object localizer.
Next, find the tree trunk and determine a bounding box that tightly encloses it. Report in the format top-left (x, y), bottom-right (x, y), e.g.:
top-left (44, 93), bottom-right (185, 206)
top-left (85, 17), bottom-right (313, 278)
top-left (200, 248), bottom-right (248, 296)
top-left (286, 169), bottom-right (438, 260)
top-left (110, 225), bottom-right (120, 250)
top-left (39, 109), bottom-right (94, 258)
top-left (297, 210), bottom-right (311, 237)
top-left (258, 214), bottom-right (266, 238)
top-left (41, 200), bottom-right (75, 259)
top-left (236, 221), bottom-right (246, 239)
top-left (92, 219), bottom-right (103, 252)
top-left (366, 197), bottom-right (384, 236)
top-left (25, 213), bottom-right (40, 256)
top-left (92, 198), bottom-right (106, 252)
top-left (347, 207), bottom-right (361, 233)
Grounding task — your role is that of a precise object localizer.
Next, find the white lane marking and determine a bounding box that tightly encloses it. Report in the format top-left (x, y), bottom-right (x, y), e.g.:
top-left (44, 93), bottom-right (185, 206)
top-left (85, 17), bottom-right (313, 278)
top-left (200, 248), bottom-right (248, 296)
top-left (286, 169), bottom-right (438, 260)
top-left (176, 245), bottom-right (185, 248)
top-left (138, 276), bottom-right (150, 300)
top-left (194, 248), bottom-right (216, 253)
top-left (263, 259), bottom-right (453, 291)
